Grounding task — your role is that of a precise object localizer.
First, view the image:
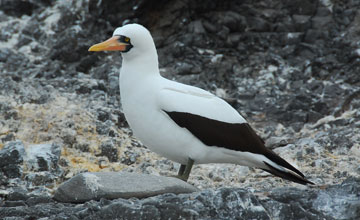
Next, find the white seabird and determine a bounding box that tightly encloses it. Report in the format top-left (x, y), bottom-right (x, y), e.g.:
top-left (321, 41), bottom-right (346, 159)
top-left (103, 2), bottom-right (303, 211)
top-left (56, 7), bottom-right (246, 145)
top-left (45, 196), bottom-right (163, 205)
top-left (89, 24), bottom-right (313, 185)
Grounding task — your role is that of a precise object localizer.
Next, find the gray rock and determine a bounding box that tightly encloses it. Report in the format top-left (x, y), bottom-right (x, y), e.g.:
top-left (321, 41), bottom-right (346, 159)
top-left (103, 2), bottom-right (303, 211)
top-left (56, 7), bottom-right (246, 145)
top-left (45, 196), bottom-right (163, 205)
top-left (0, 48), bottom-right (12, 62)
top-left (25, 195), bottom-right (53, 206)
top-left (16, 34), bottom-right (32, 48)
top-left (304, 29), bottom-right (323, 43)
top-left (22, 19), bottom-right (44, 40)
top-left (0, 172), bottom-right (8, 185)
top-left (0, 23), bottom-right (12, 41)
top-left (49, 26), bottom-right (90, 64)
top-left (96, 120), bottom-right (113, 135)
top-left (120, 150), bottom-right (139, 165)
top-left (312, 16), bottom-right (333, 29)
top-left (74, 143), bottom-right (90, 152)
top-left (292, 14), bottom-right (311, 31)
top-left (96, 108), bottom-right (111, 122)
top-left (25, 171), bottom-right (57, 186)
top-left (108, 74), bottom-right (120, 95)
top-left (90, 63), bottom-right (111, 80)
top-left (282, 32), bottom-right (303, 45)
top-left (0, 141), bottom-right (25, 178)
top-left (0, 164), bottom-right (23, 179)
top-left (189, 20), bottom-right (206, 34)
top-left (25, 143), bottom-right (62, 172)
top-left (54, 172), bottom-right (199, 203)
top-left (0, 178), bottom-right (339, 219)
top-left (0, 141), bottom-right (25, 167)
top-left (265, 136), bottom-right (290, 149)
top-left (98, 141), bottom-right (118, 162)
top-left (0, 48), bottom-right (28, 72)
top-left (0, 0), bottom-right (39, 17)
top-left (219, 11), bottom-right (246, 32)
top-left (247, 16), bottom-right (271, 32)
top-left (76, 55), bottom-right (99, 73)
top-left (264, 177), bottom-right (360, 220)
top-left (18, 84), bottom-right (51, 104)
top-left (284, 0), bottom-right (317, 15)
top-left (7, 187), bottom-right (29, 201)
top-left (3, 200), bottom-right (27, 207)
top-left (90, 188), bottom-right (270, 220)
top-left (175, 62), bottom-right (196, 75)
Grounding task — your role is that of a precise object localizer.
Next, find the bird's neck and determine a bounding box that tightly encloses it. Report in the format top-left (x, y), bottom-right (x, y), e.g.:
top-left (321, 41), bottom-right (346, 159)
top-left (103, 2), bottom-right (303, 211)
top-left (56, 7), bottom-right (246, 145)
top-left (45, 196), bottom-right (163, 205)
top-left (119, 52), bottom-right (161, 101)
top-left (121, 52), bottom-right (160, 78)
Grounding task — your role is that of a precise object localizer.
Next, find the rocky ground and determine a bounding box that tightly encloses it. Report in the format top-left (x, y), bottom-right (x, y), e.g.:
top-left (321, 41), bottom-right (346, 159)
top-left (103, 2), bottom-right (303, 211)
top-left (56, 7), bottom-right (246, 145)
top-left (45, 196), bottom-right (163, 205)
top-left (0, 0), bottom-right (360, 219)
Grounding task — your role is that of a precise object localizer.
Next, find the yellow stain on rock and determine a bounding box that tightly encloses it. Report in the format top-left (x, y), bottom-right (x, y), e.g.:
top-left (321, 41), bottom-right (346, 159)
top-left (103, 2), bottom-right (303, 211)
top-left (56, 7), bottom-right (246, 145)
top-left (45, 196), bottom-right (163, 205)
top-left (70, 156), bottom-right (102, 172)
top-left (1, 95), bottom-right (131, 178)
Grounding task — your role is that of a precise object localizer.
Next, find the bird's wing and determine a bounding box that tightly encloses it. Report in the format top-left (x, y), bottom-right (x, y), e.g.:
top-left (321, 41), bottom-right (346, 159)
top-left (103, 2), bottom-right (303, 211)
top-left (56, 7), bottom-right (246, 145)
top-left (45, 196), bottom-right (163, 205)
top-left (157, 82), bottom-right (264, 152)
top-left (158, 82), bottom-right (246, 124)
top-left (157, 81), bottom-right (313, 185)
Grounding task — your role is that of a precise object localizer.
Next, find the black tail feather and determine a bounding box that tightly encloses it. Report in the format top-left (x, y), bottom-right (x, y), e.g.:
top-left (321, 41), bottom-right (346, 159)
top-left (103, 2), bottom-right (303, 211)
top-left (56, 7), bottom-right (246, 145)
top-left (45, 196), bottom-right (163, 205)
top-left (264, 151), bottom-right (306, 179)
top-left (263, 161), bottom-right (314, 185)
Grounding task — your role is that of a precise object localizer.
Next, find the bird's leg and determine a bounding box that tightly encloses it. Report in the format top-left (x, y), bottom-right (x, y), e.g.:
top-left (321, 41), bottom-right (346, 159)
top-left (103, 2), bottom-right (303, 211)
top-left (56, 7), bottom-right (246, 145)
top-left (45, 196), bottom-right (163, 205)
top-left (178, 164), bottom-right (186, 176)
top-left (171, 158), bottom-right (194, 182)
top-left (174, 158), bottom-right (194, 182)
top-left (182, 157), bottom-right (194, 181)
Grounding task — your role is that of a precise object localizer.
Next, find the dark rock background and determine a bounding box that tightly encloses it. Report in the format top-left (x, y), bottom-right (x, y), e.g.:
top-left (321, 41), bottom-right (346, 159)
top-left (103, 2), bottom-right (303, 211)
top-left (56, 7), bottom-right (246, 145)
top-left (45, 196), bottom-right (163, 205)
top-left (1, 0), bottom-right (360, 219)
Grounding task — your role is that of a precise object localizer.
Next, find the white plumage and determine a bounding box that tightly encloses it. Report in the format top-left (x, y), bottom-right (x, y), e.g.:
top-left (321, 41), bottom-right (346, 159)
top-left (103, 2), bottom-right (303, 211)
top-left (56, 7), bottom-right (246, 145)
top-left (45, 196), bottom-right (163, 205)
top-left (89, 23), bottom-right (313, 185)
top-left (116, 25), bottom-right (253, 165)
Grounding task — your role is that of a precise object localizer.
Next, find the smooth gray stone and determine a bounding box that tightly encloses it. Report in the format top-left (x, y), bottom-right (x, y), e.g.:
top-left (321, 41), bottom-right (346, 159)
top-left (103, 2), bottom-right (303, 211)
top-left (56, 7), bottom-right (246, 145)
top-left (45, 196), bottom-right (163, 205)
top-left (54, 172), bottom-right (199, 203)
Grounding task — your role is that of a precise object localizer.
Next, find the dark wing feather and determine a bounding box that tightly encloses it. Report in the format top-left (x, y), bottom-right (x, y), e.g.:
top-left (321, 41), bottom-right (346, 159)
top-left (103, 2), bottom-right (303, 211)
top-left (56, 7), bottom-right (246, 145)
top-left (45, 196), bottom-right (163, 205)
top-left (164, 111), bottom-right (307, 180)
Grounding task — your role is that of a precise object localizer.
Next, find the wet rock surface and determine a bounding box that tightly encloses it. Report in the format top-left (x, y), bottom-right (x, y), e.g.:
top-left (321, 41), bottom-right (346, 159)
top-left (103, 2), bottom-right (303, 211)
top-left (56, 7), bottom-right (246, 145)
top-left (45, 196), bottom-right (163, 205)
top-left (1, 0), bottom-right (360, 219)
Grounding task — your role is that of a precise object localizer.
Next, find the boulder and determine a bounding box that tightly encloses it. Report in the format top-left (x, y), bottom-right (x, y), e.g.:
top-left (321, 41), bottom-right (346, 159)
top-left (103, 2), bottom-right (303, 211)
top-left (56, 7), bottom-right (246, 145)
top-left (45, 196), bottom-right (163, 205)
top-left (54, 172), bottom-right (199, 203)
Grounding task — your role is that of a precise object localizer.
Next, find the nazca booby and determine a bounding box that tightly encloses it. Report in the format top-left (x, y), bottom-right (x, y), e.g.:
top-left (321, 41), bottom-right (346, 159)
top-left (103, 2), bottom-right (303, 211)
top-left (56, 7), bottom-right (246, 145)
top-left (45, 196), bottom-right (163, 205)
top-left (89, 23), bottom-right (313, 185)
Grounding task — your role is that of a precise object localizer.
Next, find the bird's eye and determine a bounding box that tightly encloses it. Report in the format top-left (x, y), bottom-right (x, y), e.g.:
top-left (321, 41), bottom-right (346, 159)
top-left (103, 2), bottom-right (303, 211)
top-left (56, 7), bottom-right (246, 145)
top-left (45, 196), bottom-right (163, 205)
top-left (124, 37), bottom-right (130, 42)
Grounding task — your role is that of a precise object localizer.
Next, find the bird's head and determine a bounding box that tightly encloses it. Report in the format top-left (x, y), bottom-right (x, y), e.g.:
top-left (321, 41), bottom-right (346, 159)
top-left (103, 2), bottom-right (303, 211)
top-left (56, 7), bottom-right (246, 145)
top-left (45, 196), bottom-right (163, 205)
top-left (88, 24), bottom-right (156, 59)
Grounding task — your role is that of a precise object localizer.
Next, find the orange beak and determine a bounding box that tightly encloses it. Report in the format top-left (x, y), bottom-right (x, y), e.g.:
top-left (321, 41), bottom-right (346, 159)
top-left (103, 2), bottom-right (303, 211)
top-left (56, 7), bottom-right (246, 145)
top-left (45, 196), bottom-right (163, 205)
top-left (88, 36), bottom-right (129, 52)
